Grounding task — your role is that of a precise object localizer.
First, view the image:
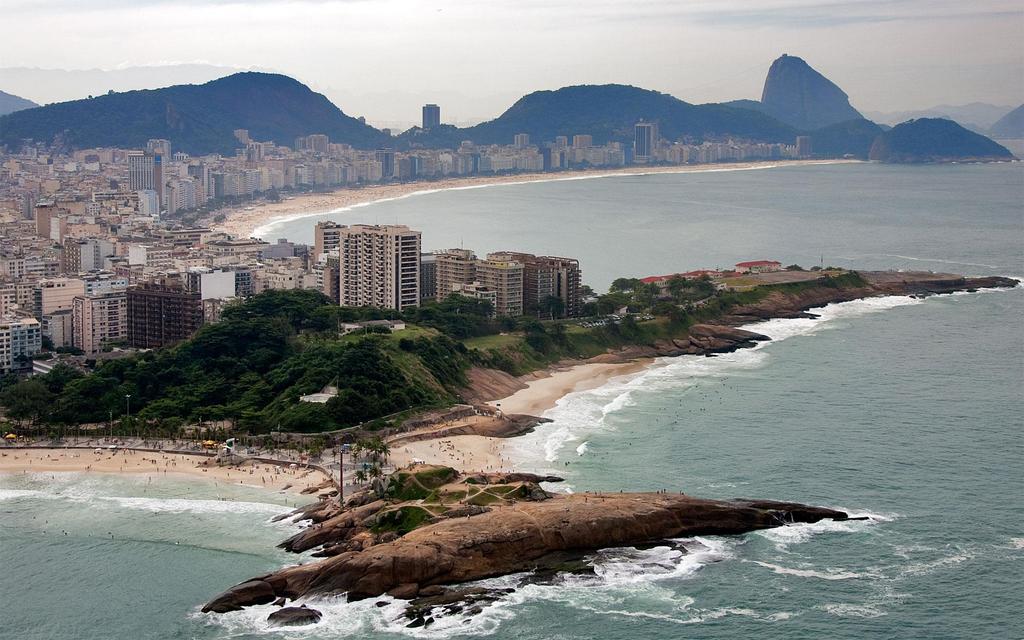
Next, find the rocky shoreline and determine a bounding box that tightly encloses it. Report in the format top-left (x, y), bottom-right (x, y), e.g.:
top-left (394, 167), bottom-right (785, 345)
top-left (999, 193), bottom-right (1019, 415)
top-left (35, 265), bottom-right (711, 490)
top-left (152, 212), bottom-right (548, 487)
top-left (201, 271), bottom-right (1019, 627)
top-left (203, 466), bottom-right (849, 623)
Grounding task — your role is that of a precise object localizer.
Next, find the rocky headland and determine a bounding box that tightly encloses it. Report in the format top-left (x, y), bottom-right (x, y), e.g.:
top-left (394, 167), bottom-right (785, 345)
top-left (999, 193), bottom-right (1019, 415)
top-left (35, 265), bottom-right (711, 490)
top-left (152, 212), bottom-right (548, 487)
top-left (204, 465), bottom-right (849, 621)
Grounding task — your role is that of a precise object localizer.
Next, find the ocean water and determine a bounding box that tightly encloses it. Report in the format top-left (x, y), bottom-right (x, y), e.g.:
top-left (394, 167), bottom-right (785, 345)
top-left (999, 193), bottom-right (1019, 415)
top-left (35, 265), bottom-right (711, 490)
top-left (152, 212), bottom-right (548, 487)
top-left (2, 162), bottom-right (1022, 639)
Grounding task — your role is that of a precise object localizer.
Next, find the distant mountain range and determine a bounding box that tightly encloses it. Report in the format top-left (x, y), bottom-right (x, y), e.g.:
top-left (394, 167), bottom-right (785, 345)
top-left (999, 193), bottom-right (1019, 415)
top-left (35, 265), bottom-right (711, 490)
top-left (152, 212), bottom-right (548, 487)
top-left (399, 84), bottom-right (797, 148)
top-left (0, 56), bottom-right (1015, 163)
top-left (0, 89), bottom-right (37, 117)
top-left (869, 118), bottom-right (1014, 163)
top-left (863, 103), bottom-right (1017, 134)
top-left (0, 72), bottom-right (387, 154)
top-left (988, 105), bottom-right (1024, 139)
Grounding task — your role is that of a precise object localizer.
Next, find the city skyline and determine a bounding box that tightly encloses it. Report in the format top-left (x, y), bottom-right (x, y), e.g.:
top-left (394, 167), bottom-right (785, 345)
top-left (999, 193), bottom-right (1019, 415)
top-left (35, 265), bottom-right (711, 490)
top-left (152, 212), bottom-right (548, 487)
top-left (0, 0), bottom-right (1021, 125)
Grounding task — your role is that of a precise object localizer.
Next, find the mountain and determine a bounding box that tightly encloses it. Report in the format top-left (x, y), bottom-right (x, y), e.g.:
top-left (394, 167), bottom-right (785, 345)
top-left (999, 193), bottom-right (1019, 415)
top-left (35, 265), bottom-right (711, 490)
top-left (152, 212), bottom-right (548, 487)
top-left (757, 54), bottom-right (863, 130)
top-left (0, 89), bottom-right (37, 116)
top-left (863, 103), bottom-right (1015, 133)
top-left (0, 72), bottom-right (388, 154)
top-left (0, 64), bottom-right (246, 105)
top-left (399, 84), bottom-right (797, 149)
top-left (988, 104), bottom-right (1024, 138)
top-left (807, 118), bottom-right (885, 158)
top-left (868, 118), bottom-right (1015, 163)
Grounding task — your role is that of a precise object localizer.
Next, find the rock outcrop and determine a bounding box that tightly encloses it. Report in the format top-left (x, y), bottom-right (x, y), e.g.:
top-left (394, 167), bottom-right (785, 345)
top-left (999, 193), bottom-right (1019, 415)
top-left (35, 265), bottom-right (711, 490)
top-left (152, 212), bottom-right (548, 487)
top-left (203, 467), bottom-right (848, 613)
top-left (760, 54), bottom-right (862, 130)
top-left (267, 605), bottom-right (322, 627)
top-left (869, 118), bottom-right (1014, 163)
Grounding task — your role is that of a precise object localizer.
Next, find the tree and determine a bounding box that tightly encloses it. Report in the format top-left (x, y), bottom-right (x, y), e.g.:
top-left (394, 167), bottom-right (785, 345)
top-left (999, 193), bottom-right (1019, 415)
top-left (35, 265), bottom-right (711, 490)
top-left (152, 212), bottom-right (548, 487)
top-left (1, 379), bottom-right (53, 425)
top-left (539, 295), bottom-right (565, 319)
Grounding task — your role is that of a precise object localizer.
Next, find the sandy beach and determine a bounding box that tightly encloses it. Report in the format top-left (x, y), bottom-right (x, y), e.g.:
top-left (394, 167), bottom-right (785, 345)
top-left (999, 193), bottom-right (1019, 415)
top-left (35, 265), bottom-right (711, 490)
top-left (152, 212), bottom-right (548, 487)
top-left (213, 159), bottom-right (858, 239)
top-left (389, 359), bottom-right (652, 474)
top-left (0, 447), bottom-right (333, 495)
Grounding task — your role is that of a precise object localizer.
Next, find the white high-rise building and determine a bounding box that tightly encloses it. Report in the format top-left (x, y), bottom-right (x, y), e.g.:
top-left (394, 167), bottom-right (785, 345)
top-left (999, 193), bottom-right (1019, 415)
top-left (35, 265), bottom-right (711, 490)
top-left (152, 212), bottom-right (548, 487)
top-left (337, 225), bottom-right (421, 310)
top-left (0, 315), bottom-right (42, 373)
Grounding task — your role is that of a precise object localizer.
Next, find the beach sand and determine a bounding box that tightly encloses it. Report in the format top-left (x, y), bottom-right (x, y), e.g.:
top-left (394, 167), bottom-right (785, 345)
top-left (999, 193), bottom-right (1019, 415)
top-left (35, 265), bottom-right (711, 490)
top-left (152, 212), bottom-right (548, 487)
top-left (494, 360), bottom-right (652, 416)
top-left (389, 360), bottom-right (652, 474)
top-left (0, 447), bottom-right (333, 495)
top-left (390, 435), bottom-right (516, 475)
top-left (212, 159), bottom-right (857, 239)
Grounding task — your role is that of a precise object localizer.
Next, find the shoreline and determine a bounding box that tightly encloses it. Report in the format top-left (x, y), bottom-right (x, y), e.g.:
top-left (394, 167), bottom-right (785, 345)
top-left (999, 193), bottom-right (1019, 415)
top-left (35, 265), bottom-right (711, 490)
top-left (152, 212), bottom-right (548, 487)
top-left (388, 360), bottom-right (652, 474)
top-left (212, 159), bottom-right (860, 239)
top-left (390, 273), bottom-right (1020, 476)
top-left (0, 447), bottom-right (333, 496)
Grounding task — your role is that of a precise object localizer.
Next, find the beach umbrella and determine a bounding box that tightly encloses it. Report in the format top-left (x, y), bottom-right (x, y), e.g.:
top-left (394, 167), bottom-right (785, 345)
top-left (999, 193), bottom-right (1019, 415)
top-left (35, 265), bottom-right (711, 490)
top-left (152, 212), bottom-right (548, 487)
top-left (4, 433), bottom-right (17, 440)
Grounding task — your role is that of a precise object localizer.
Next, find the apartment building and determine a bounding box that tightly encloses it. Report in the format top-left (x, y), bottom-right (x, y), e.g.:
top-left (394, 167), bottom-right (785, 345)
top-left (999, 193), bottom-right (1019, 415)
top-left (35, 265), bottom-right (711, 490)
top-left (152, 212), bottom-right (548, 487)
top-left (475, 255), bottom-right (524, 317)
top-left (337, 224), bottom-right (421, 310)
top-left (490, 252), bottom-right (583, 318)
top-left (0, 315), bottom-right (42, 373)
top-left (434, 249), bottom-right (477, 300)
top-left (72, 290), bottom-right (127, 355)
top-left (126, 277), bottom-right (204, 349)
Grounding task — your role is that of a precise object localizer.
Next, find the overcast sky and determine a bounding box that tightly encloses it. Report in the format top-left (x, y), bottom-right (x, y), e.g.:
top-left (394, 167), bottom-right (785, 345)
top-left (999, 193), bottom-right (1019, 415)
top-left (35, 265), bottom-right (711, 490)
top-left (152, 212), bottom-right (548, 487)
top-left (1, 0), bottom-right (1021, 124)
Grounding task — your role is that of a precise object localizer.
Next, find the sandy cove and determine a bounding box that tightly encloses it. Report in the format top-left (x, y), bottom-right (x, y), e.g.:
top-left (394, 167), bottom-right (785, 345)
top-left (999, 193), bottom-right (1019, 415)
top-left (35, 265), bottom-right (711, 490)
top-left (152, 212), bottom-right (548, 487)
top-left (212, 159), bottom-right (858, 239)
top-left (0, 447), bottom-right (333, 495)
top-left (389, 360), bottom-right (650, 473)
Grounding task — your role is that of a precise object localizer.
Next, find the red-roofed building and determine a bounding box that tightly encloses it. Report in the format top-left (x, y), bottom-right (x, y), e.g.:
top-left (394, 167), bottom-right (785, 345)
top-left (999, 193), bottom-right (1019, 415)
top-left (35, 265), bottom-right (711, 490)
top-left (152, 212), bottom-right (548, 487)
top-left (734, 260), bottom-right (782, 274)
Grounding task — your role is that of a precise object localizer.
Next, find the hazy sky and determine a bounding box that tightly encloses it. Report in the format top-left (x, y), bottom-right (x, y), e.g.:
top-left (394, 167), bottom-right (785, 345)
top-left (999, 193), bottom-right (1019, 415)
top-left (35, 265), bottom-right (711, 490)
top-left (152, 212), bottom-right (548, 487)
top-left (1, 0), bottom-right (1022, 124)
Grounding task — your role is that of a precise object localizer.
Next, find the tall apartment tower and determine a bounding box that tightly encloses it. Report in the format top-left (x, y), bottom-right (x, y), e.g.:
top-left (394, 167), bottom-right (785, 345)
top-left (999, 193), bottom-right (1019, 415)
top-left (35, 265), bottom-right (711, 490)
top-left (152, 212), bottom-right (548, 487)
top-left (337, 225), bottom-right (421, 310)
top-left (434, 249), bottom-right (477, 300)
top-left (490, 252), bottom-right (583, 318)
top-left (419, 253), bottom-right (437, 301)
top-left (514, 133), bottom-right (531, 149)
top-left (476, 255), bottom-right (524, 317)
top-left (72, 291), bottom-right (127, 355)
top-left (127, 151), bottom-right (155, 191)
top-left (796, 136), bottom-right (812, 158)
top-left (375, 149), bottom-right (396, 179)
top-left (422, 104), bottom-right (441, 129)
top-left (634, 121), bottom-right (658, 162)
top-left (314, 221), bottom-right (343, 257)
top-left (126, 277), bottom-right (204, 349)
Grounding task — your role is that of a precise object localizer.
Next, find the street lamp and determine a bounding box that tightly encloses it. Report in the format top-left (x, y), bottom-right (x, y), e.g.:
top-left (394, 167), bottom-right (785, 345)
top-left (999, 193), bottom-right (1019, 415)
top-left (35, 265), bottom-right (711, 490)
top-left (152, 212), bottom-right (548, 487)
top-left (125, 394), bottom-right (131, 441)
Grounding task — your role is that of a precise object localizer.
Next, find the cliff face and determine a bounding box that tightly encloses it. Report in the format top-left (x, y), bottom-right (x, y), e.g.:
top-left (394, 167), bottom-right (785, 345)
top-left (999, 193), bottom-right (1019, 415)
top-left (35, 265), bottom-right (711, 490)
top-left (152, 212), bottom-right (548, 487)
top-left (868, 118), bottom-right (1015, 163)
top-left (760, 54), bottom-right (863, 130)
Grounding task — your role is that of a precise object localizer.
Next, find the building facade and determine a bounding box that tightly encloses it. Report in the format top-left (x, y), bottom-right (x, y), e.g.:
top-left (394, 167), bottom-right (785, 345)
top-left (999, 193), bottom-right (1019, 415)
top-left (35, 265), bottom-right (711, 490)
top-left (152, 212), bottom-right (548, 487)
top-left (72, 291), bottom-right (127, 355)
top-left (336, 224), bottom-right (421, 310)
top-left (126, 278), bottom-right (204, 349)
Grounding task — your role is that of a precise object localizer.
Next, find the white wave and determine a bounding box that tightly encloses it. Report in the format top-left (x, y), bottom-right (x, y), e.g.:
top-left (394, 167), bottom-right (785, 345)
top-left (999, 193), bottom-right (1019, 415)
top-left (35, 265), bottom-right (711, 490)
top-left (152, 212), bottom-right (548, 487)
top-left (514, 294), bottom-right (931, 468)
top-left (751, 561), bottom-right (878, 581)
top-left (0, 488), bottom-right (43, 501)
top-left (754, 510), bottom-right (894, 551)
top-left (898, 548), bottom-right (974, 577)
top-left (819, 603), bottom-right (887, 618)
top-left (1010, 538), bottom-right (1024, 550)
top-left (98, 495), bottom-right (293, 516)
top-left (575, 442), bottom-right (589, 456)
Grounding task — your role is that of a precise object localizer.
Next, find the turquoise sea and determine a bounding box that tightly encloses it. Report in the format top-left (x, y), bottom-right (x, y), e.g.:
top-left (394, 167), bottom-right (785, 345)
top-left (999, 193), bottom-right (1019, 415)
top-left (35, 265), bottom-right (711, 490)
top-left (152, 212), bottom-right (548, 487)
top-left (2, 162), bottom-right (1022, 639)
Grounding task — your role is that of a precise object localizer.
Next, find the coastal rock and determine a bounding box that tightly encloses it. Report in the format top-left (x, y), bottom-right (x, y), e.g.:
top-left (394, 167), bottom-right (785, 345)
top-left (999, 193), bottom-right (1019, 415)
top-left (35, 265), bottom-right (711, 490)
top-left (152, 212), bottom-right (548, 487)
top-left (203, 492), bottom-right (847, 612)
top-left (205, 579), bottom-right (277, 613)
top-left (266, 605), bottom-right (322, 627)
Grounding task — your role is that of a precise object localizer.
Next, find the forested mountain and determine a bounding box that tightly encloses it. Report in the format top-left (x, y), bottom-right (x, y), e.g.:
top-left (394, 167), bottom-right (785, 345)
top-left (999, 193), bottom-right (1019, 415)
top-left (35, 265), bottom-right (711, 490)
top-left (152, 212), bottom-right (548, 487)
top-left (869, 118), bottom-right (1015, 162)
top-left (0, 72), bottom-right (388, 154)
